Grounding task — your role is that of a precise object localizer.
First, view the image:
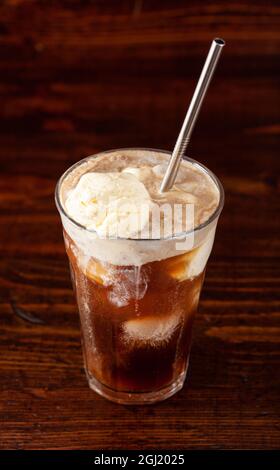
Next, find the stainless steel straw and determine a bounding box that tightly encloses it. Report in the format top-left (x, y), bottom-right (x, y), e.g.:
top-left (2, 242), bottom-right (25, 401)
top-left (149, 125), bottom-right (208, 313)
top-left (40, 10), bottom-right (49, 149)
top-left (160, 38), bottom-right (225, 193)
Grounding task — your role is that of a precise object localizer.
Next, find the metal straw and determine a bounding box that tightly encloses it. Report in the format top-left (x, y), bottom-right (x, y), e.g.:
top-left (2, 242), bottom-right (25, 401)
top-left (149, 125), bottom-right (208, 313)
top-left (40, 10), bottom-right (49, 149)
top-left (160, 38), bottom-right (225, 193)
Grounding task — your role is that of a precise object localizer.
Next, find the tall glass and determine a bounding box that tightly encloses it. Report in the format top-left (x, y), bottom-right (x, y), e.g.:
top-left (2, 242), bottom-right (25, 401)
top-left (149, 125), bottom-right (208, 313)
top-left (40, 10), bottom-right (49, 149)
top-left (55, 149), bottom-right (224, 404)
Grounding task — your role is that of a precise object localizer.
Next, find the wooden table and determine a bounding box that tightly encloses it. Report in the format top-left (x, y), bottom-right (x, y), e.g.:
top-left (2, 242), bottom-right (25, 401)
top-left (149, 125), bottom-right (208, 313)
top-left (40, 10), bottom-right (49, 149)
top-left (0, 1), bottom-right (279, 450)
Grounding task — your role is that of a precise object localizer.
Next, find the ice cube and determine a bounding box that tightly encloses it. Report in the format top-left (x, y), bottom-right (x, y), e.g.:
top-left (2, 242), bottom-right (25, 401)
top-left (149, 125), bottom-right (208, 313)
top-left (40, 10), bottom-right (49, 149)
top-left (108, 266), bottom-right (149, 307)
top-left (123, 313), bottom-right (181, 347)
top-left (169, 232), bottom-right (215, 281)
top-left (86, 259), bottom-right (114, 286)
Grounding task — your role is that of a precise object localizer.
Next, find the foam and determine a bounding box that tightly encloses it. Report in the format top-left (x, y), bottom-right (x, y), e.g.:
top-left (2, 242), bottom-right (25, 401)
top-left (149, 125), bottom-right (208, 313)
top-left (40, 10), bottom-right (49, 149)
top-left (58, 149), bottom-right (221, 269)
top-left (62, 150), bottom-right (219, 232)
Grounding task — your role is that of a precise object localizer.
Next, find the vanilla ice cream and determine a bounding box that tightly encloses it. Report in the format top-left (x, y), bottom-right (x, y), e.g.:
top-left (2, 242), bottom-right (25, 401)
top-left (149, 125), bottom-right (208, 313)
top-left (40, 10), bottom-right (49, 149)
top-left (58, 149), bottom-right (222, 271)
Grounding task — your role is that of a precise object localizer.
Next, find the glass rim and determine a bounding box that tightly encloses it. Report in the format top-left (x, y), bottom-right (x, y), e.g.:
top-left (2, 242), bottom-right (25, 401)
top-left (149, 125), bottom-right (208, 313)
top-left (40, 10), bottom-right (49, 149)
top-left (55, 147), bottom-right (225, 241)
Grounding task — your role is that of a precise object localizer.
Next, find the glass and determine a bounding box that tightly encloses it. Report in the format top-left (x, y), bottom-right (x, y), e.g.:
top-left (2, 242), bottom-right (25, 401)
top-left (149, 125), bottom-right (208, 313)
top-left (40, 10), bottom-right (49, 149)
top-left (55, 148), bottom-right (224, 404)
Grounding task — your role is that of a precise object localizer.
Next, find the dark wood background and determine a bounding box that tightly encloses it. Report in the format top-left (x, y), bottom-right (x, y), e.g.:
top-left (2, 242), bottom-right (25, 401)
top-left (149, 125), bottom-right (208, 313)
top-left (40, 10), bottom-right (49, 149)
top-left (0, 0), bottom-right (279, 450)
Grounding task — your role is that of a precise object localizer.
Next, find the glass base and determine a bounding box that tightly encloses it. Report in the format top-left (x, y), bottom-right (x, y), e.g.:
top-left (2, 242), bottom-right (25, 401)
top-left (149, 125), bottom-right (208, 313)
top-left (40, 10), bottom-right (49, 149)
top-left (86, 370), bottom-right (187, 405)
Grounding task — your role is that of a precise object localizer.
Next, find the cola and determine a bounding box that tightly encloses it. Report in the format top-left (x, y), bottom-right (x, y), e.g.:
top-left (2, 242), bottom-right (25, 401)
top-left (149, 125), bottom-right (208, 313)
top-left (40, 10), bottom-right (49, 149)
top-left (56, 149), bottom-right (224, 403)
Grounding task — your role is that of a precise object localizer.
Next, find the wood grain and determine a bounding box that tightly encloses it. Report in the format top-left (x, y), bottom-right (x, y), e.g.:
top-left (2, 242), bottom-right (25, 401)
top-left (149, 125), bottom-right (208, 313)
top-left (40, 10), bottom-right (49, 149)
top-left (0, 0), bottom-right (279, 449)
